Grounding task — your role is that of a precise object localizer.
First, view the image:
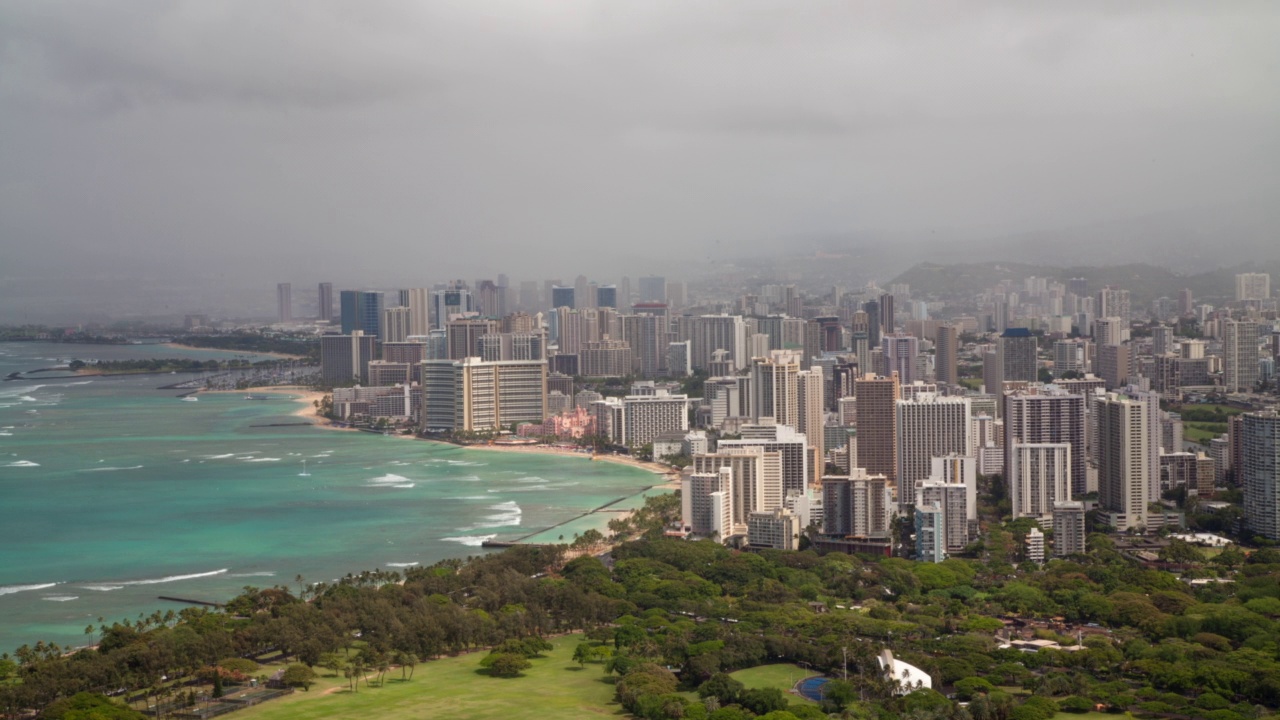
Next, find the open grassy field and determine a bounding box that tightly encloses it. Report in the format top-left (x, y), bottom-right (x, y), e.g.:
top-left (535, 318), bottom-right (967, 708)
top-left (729, 664), bottom-right (819, 704)
top-left (1185, 421), bottom-right (1227, 443)
top-left (237, 634), bottom-right (623, 720)
top-left (234, 637), bottom-right (822, 719)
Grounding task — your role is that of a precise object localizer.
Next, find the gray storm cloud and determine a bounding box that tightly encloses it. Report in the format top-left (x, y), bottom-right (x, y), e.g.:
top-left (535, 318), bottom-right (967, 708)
top-left (1, 1), bottom-right (1278, 320)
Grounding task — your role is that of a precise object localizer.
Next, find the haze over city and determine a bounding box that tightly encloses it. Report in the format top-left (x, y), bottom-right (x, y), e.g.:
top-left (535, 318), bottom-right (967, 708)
top-left (3, 1), bottom-right (1280, 323)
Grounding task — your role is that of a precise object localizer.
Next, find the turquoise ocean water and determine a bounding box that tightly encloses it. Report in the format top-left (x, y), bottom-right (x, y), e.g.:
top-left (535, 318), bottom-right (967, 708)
top-left (0, 342), bottom-right (659, 652)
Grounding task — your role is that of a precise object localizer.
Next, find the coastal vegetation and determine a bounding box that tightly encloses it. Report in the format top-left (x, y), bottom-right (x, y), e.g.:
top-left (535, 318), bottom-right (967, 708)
top-left (3, 489), bottom-right (1280, 720)
top-left (68, 358), bottom-right (267, 375)
top-left (170, 333), bottom-right (317, 361)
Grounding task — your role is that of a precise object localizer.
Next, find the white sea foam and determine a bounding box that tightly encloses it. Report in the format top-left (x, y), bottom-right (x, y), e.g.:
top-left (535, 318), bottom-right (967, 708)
top-left (204, 453), bottom-right (236, 459)
top-left (5, 460), bottom-right (39, 467)
top-left (0, 432), bottom-right (11, 436)
top-left (17, 396), bottom-right (38, 402)
top-left (441, 535), bottom-right (496, 546)
top-left (0, 582), bottom-right (59, 596)
top-left (516, 476), bottom-right (547, 483)
top-left (386, 562), bottom-right (418, 568)
top-left (43, 595), bottom-right (79, 602)
top-left (446, 460), bottom-right (486, 467)
top-left (81, 585), bottom-right (124, 592)
top-left (226, 572), bottom-right (276, 578)
top-left (366, 473), bottom-right (412, 486)
top-left (245, 457), bottom-right (281, 462)
top-left (466, 501), bottom-right (522, 530)
top-left (451, 495), bottom-right (487, 500)
top-left (103, 566), bottom-right (229, 584)
top-left (80, 465), bottom-right (144, 472)
top-left (455, 475), bottom-right (481, 482)
top-left (65, 381), bottom-right (93, 386)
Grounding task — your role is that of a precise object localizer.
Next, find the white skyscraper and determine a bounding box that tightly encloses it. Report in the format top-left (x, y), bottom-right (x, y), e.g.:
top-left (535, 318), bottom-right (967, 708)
top-left (1222, 319), bottom-right (1259, 394)
top-left (1008, 443), bottom-right (1072, 523)
top-left (1097, 394), bottom-right (1151, 532)
top-left (1236, 272), bottom-right (1271, 302)
top-left (895, 393), bottom-right (972, 507)
top-left (1243, 411), bottom-right (1280, 541)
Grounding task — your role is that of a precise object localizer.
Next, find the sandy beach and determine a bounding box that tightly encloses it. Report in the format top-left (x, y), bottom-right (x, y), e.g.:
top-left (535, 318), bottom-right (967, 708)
top-left (199, 385), bottom-right (334, 425)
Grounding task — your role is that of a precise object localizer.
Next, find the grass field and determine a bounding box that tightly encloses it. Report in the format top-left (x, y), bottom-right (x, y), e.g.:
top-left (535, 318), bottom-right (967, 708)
top-left (233, 637), bottom-right (821, 719)
top-left (237, 634), bottom-right (622, 720)
top-left (729, 664), bottom-right (819, 704)
top-left (1184, 421), bottom-right (1227, 443)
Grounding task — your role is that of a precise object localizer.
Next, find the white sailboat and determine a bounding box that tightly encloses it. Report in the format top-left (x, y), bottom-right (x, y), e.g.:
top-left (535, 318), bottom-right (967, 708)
top-left (299, 459), bottom-right (310, 477)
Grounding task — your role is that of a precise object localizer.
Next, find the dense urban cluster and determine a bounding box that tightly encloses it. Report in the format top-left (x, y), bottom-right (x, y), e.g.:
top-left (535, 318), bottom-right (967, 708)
top-left (6, 264), bottom-right (1280, 719)
top-left (288, 268), bottom-right (1280, 553)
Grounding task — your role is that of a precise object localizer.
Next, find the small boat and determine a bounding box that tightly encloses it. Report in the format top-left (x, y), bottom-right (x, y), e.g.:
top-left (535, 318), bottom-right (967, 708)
top-left (181, 396), bottom-right (199, 402)
top-left (244, 394), bottom-right (270, 401)
top-left (299, 459), bottom-right (310, 477)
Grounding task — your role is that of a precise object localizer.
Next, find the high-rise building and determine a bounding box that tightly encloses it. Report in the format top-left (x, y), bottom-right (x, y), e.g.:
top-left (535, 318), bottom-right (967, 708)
top-left (318, 282), bottom-right (334, 322)
top-left (1097, 394), bottom-right (1151, 532)
top-left (1000, 328), bottom-right (1038, 383)
top-left (1096, 286), bottom-right (1131, 321)
top-left (1052, 501), bottom-right (1086, 556)
top-left (693, 446), bottom-right (784, 529)
top-left (915, 504), bottom-right (946, 563)
top-left (1236, 273), bottom-right (1271, 302)
top-left (581, 340), bottom-right (633, 378)
top-left (822, 469), bottom-right (894, 539)
top-left (620, 391), bottom-right (689, 447)
top-left (916, 479), bottom-right (971, 552)
top-left (1093, 317), bottom-right (1126, 347)
top-left (1151, 324), bottom-right (1174, 357)
top-left (682, 468), bottom-right (734, 538)
top-left (855, 373), bottom-right (901, 488)
top-left (667, 341), bottom-right (691, 377)
top-left (1178, 288), bottom-right (1194, 316)
top-left (478, 332), bottom-right (546, 362)
top-left (447, 318), bottom-right (500, 360)
top-left (983, 350), bottom-right (1002, 399)
top-left (719, 423), bottom-right (812, 496)
top-left (864, 299), bottom-right (881, 348)
top-left (340, 290), bottom-right (383, 337)
top-left (881, 334), bottom-right (919, 384)
top-left (1243, 411), bottom-right (1280, 540)
top-left (895, 393), bottom-right (972, 506)
top-left (1097, 343), bottom-right (1131, 390)
top-left (403, 288), bottom-right (430, 337)
top-left (1222, 319), bottom-right (1259, 394)
top-left (420, 357), bottom-right (547, 432)
top-left (1005, 388), bottom-right (1088, 496)
top-left (276, 283), bottom-right (292, 322)
top-left (797, 368), bottom-right (825, 484)
top-left (430, 285), bottom-right (473, 329)
top-left (550, 286), bottom-right (575, 310)
top-left (638, 276), bottom-right (667, 303)
top-left (320, 331), bottom-right (378, 386)
top-left (747, 508), bottom-right (801, 550)
top-left (381, 306), bottom-right (412, 343)
top-left (1053, 339), bottom-right (1086, 376)
top-left (879, 293), bottom-right (896, 334)
top-left (935, 324), bottom-right (959, 387)
top-left (622, 313), bottom-right (665, 377)
top-left (750, 351), bottom-right (801, 428)
top-left (596, 285), bottom-right (617, 309)
top-left (1008, 443), bottom-right (1072, 522)
top-left (680, 314), bottom-right (748, 372)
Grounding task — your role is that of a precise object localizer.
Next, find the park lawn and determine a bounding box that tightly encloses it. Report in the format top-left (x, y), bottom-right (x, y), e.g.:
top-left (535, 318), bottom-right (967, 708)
top-left (1184, 422), bottom-right (1226, 444)
top-left (235, 634), bottom-right (625, 720)
top-left (729, 663), bottom-right (819, 705)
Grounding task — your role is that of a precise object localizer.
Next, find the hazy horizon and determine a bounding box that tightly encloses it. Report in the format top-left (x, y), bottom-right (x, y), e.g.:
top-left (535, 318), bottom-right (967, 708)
top-left (3, 1), bottom-right (1279, 322)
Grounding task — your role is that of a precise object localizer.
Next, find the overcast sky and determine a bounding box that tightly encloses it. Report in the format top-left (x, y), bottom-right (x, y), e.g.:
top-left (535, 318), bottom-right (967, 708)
top-left (2, 1), bottom-right (1279, 309)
